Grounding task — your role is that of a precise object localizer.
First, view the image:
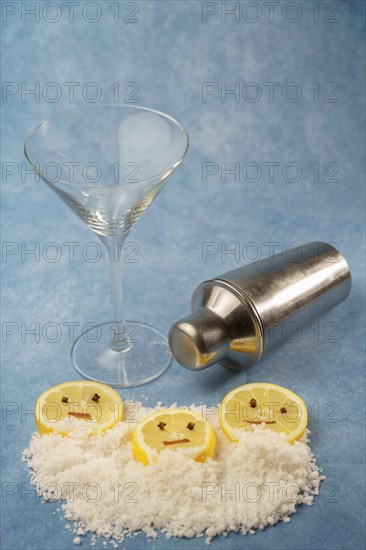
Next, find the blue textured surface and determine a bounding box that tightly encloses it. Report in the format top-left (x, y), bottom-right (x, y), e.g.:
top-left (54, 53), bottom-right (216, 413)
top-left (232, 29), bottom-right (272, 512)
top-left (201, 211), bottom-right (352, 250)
top-left (1, 1), bottom-right (365, 549)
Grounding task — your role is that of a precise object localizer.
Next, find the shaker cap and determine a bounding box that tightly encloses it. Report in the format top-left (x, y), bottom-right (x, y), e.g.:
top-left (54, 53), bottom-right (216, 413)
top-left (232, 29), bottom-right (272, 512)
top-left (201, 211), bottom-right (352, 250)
top-left (169, 309), bottom-right (230, 370)
top-left (169, 280), bottom-right (263, 371)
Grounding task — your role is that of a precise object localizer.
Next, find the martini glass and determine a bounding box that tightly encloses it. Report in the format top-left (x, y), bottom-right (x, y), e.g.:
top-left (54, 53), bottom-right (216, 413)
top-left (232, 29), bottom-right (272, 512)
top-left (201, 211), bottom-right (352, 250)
top-left (24, 105), bottom-right (189, 387)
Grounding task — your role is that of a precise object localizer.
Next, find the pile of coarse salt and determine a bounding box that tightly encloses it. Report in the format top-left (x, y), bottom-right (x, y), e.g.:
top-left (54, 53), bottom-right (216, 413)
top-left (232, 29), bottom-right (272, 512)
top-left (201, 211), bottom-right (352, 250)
top-left (22, 402), bottom-right (324, 545)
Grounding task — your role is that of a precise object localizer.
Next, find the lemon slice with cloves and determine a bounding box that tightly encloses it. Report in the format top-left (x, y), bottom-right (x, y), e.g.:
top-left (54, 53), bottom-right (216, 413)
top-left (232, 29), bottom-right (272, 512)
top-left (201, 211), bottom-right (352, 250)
top-left (131, 408), bottom-right (216, 464)
top-left (219, 383), bottom-right (307, 443)
top-left (35, 380), bottom-right (123, 435)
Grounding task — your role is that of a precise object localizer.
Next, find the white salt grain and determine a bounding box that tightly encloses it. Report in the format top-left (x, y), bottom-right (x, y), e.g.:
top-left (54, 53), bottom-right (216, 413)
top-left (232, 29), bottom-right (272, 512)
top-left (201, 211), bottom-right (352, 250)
top-left (23, 403), bottom-right (323, 544)
top-left (73, 537), bottom-right (81, 545)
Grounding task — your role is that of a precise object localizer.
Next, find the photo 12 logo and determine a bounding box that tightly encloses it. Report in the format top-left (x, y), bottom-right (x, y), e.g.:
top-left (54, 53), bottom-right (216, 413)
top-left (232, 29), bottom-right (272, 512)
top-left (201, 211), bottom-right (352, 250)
top-left (2, 2), bottom-right (140, 24)
top-left (201, 2), bottom-right (340, 24)
top-left (2, 160), bottom-right (140, 184)
top-left (1, 480), bottom-right (140, 504)
top-left (202, 480), bottom-right (338, 504)
top-left (201, 161), bottom-right (339, 184)
top-left (1, 320), bottom-right (141, 345)
top-left (202, 81), bottom-right (339, 103)
top-left (2, 240), bottom-right (140, 264)
top-left (200, 240), bottom-right (340, 264)
top-left (2, 81), bottom-right (140, 104)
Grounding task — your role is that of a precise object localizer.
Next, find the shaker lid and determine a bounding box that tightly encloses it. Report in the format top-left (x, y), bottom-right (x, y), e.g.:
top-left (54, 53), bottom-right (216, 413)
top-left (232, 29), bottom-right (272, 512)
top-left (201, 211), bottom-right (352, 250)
top-left (169, 309), bottom-right (230, 370)
top-left (169, 281), bottom-right (263, 371)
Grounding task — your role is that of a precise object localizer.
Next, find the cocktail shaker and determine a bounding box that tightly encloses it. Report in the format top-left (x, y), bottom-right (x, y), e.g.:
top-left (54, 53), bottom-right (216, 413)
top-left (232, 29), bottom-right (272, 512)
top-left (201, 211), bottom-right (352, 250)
top-left (169, 242), bottom-right (351, 371)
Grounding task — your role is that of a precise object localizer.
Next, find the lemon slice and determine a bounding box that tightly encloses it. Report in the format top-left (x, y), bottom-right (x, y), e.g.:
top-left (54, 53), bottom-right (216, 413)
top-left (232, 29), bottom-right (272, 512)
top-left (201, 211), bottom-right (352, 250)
top-left (35, 381), bottom-right (123, 436)
top-left (131, 408), bottom-right (216, 465)
top-left (219, 383), bottom-right (307, 443)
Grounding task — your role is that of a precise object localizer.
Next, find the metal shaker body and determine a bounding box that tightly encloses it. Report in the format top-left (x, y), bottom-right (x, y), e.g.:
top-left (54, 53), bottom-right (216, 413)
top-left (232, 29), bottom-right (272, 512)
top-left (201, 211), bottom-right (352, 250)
top-left (169, 242), bottom-right (351, 371)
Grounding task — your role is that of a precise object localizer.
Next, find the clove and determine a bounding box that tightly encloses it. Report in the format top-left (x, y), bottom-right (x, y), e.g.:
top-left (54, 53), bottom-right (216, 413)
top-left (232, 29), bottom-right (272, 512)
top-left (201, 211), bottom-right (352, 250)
top-left (68, 412), bottom-right (92, 420)
top-left (163, 439), bottom-right (190, 446)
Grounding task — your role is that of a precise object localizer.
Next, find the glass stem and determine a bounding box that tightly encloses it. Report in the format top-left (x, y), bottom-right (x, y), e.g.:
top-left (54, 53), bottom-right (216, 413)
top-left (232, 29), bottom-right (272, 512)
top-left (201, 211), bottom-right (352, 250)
top-left (103, 237), bottom-right (130, 351)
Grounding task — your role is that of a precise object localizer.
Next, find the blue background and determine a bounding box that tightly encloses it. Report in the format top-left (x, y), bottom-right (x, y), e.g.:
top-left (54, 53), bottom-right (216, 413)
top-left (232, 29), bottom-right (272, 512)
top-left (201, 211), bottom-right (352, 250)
top-left (1, 1), bottom-right (365, 549)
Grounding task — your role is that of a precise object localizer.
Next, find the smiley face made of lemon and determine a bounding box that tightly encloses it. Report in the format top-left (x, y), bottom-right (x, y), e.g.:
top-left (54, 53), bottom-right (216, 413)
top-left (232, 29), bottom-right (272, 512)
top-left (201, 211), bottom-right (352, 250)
top-left (131, 408), bottom-right (216, 465)
top-left (219, 383), bottom-right (308, 443)
top-left (35, 380), bottom-right (123, 436)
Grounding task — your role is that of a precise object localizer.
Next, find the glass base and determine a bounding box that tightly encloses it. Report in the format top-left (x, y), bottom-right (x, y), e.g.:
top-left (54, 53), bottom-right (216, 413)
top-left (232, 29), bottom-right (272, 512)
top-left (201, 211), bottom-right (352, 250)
top-left (71, 321), bottom-right (172, 387)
